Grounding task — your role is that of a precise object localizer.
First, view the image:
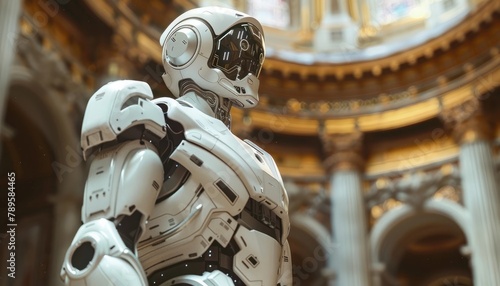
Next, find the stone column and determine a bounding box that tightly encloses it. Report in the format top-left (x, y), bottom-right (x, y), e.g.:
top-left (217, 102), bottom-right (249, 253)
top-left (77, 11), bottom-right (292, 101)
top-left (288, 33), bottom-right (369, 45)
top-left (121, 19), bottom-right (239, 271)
top-left (441, 99), bottom-right (500, 285)
top-left (322, 131), bottom-right (371, 286)
top-left (0, 0), bottom-right (22, 159)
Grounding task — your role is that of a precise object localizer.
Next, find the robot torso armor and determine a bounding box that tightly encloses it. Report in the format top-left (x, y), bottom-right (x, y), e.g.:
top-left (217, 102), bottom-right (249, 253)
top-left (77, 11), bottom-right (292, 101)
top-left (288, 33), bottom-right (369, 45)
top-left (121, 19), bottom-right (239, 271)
top-left (140, 97), bottom-right (291, 285)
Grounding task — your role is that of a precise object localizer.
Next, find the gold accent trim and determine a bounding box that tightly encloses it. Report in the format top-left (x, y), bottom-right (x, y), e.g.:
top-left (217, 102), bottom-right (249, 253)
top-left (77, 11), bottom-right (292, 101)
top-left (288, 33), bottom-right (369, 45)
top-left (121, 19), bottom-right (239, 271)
top-left (233, 62), bottom-right (500, 134)
top-left (264, 0), bottom-right (500, 79)
top-left (321, 131), bottom-right (364, 172)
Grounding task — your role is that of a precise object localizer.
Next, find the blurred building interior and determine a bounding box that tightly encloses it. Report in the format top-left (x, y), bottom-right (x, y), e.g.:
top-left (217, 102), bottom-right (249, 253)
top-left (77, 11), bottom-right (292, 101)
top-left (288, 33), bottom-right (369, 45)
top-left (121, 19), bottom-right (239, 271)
top-left (0, 0), bottom-right (499, 285)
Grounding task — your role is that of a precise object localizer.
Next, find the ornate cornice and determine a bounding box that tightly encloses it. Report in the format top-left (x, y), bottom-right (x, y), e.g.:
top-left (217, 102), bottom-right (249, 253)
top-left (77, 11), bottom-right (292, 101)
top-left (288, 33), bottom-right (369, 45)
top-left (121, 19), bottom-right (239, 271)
top-left (440, 97), bottom-right (494, 144)
top-left (232, 55), bottom-right (500, 134)
top-left (264, 0), bottom-right (500, 80)
top-left (259, 37), bottom-right (500, 119)
top-left (252, 3), bottom-right (500, 124)
top-left (19, 0), bottom-right (500, 181)
top-left (321, 131), bottom-right (364, 172)
top-left (78, 0), bottom-right (500, 134)
top-left (365, 163), bottom-right (462, 215)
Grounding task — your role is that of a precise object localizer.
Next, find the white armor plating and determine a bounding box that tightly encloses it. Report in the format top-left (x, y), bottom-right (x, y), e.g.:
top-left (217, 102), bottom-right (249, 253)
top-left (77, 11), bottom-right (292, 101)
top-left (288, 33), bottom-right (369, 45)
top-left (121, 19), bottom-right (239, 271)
top-left (139, 98), bottom-right (291, 285)
top-left (81, 139), bottom-right (163, 230)
top-left (80, 80), bottom-right (165, 159)
top-left (61, 219), bottom-right (148, 285)
top-left (162, 270), bottom-right (236, 285)
top-left (61, 80), bottom-right (166, 286)
top-left (61, 6), bottom-right (291, 286)
top-left (160, 7), bottom-right (265, 108)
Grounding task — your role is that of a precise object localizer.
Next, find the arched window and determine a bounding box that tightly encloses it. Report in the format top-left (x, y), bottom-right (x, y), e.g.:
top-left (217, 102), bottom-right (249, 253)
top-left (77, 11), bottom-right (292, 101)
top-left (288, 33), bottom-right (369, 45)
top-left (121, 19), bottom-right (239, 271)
top-left (375, 0), bottom-right (427, 25)
top-left (246, 0), bottom-right (290, 29)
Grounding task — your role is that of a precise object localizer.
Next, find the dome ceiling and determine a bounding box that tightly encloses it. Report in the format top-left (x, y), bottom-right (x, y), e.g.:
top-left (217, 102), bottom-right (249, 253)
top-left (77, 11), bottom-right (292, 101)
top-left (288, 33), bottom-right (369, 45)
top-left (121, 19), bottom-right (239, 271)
top-left (84, 0), bottom-right (488, 63)
top-left (243, 0), bottom-right (478, 64)
top-left (82, 0), bottom-right (500, 134)
top-left (17, 0), bottom-right (500, 180)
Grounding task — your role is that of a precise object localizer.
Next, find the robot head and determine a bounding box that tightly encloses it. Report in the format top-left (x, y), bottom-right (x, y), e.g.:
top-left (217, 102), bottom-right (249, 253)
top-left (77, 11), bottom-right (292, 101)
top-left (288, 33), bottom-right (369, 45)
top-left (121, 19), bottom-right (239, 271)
top-left (159, 6), bottom-right (265, 109)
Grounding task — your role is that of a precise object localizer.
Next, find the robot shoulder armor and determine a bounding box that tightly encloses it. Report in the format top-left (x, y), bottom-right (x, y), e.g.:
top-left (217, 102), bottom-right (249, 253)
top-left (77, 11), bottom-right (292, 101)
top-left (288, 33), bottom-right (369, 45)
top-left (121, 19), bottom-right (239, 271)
top-left (81, 80), bottom-right (166, 159)
top-left (243, 139), bottom-right (283, 183)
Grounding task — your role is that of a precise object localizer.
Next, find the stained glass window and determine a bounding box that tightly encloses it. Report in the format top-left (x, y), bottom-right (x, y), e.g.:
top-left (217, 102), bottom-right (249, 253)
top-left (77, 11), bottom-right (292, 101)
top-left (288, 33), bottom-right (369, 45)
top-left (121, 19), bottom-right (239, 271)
top-left (375, 0), bottom-right (424, 25)
top-left (246, 0), bottom-right (290, 29)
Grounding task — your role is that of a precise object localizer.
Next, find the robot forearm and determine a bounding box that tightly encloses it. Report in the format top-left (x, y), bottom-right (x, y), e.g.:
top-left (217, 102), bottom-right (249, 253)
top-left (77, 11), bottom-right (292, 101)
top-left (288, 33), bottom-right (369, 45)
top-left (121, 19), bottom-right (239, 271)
top-left (61, 218), bottom-right (148, 285)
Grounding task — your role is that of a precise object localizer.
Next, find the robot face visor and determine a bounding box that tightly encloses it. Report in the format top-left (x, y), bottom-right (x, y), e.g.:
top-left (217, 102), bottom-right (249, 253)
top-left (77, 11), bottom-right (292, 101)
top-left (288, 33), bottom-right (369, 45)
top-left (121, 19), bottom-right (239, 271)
top-left (210, 23), bottom-right (265, 81)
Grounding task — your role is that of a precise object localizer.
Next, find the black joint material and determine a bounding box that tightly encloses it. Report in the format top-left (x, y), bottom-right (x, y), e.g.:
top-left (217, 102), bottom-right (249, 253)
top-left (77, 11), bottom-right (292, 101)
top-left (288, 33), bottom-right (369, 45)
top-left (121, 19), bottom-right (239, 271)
top-left (215, 180), bottom-right (237, 203)
top-left (236, 198), bottom-right (282, 244)
top-left (247, 255), bottom-right (259, 266)
top-left (147, 240), bottom-right (243, 285)
top-left (116, 211), bottom-right (143, 252)
top-left (71, 242), bottom-right (95, 270)
top-left (189, 154), bottom-right (203, 166)
top-left (152, 180), bottom-right (160, 190)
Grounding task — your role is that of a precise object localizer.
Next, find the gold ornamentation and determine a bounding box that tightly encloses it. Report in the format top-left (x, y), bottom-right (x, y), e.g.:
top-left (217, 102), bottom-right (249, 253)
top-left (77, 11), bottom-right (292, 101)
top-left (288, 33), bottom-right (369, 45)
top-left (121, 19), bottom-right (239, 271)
top-left (440, 97), bottom-right (493, 144)
top-left (433, 185), bottom-right (462, 204)
top-left (321, 131), bottom-right (364, 172)
top-left (370, 198), bottom-right (403, 220)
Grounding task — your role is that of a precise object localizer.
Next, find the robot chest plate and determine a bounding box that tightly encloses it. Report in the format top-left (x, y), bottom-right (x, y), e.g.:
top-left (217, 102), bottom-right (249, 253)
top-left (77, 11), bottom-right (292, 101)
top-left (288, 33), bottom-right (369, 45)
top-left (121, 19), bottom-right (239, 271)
top-left (138, 98), bottom-right (288, 276)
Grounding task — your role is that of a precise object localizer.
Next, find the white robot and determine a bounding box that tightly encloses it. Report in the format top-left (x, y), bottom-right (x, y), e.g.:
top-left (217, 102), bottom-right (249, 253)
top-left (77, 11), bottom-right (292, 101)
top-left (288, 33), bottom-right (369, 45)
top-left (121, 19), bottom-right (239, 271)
top-left (60, 6), bottom-right (292, 286)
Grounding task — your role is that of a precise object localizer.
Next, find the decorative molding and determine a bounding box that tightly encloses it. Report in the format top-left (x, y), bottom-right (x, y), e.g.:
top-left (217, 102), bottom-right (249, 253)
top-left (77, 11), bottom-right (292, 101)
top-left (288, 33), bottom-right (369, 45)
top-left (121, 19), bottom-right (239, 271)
top-left (264, 0), bottom-right (500, 79)
top-left (440, 97), bottom-right (494, 144)
top-left (439, 96), bottom-right (481, 125)
top-left (82, 0), bottom-right (500, 122)
top-left (231, 56), bottom-right (500, 134)
top-left (321, 131), bottom-right (364, 172)
top-left (365, 164), bottom-right (462, 215)
top-left (285, 180), bottom-right (329, 216)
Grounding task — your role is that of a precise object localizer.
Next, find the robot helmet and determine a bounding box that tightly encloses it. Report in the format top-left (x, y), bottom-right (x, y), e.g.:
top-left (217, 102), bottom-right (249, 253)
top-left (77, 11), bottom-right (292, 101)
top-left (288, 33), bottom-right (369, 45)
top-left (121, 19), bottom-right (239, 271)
top-left (159, 6), bottom-right (265, 108)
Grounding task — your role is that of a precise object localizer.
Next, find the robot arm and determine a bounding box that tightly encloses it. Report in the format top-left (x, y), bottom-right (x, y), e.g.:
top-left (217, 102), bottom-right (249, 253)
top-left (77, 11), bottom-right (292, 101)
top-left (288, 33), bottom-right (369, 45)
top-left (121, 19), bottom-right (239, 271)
top-left (61, 80), bottom-right (166, 285)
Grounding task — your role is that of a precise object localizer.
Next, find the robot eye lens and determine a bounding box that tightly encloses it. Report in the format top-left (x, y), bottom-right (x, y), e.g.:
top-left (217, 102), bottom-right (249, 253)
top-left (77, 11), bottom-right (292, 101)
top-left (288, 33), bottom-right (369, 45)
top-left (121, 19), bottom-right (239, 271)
top-left (240, 39), bottom-right (249, 51)
top-left (210, 23), bottom-right (265, 80)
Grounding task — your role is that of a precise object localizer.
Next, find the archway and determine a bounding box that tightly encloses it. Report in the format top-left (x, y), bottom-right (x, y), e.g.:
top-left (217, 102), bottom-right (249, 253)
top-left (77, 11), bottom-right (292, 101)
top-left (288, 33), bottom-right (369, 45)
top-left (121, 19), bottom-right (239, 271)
top-left (1, 84), bottom-right (56, 285)
top-left (371, 201), bottom-right (472, 286)
top-left (1, 67), bottom-right (85, 285)
top-left (289, 214), bottom-right (331, 286)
